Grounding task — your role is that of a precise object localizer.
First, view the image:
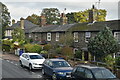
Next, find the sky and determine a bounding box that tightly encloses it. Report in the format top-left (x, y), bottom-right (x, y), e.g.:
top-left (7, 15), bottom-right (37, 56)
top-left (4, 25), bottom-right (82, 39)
top-left (1, 0), bottom-right (120, 24)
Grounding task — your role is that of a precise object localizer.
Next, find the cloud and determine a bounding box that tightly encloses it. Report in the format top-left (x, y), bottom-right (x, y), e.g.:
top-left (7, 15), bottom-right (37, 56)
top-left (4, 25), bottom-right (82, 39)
top-left (3, 1), bottom-right (119, 22)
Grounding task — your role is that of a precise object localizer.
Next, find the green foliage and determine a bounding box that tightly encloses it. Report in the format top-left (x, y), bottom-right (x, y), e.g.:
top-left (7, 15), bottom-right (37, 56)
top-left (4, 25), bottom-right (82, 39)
top-left (55, 47), bottom-right (62, 54)
top-left (75, 50), bottom-right (82, 59)
top-left (74, 9), bottom-right (107, 23)
top-left (41, 8), bottom-right (60, 25)
top-left (66, 12), bottom-right (76, 24)
top-left (59, 32), bottom-right (74, 47)
top-left (43, 44), bottom-right (52, 51)
top-left (2, 40), bottom-right (13, 52)
top-left (115, 57), bottom-right (120, 66)
top-left (1, 2), bottom-right (11, 38)
top-left (88, 27), bottom-right (119, 60)
top-left (26, 14), bottom-right (40, 25)
top-left (24, 44), bottom-right (42, 53)
top-left (12, 27), bottom-right (25, 42)
top-left (104, 55), bottom-right (115, 65)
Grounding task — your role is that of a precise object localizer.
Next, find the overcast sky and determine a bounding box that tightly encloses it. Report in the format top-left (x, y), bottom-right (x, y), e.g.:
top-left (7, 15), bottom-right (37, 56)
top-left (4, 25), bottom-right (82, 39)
top-left (2, 0), bottom-right (120, 23)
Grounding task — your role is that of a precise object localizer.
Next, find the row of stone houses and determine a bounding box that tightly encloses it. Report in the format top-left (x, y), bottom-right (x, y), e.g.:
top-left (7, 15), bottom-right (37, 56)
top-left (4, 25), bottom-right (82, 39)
top-left (5, 18), bottom-right (120, 60)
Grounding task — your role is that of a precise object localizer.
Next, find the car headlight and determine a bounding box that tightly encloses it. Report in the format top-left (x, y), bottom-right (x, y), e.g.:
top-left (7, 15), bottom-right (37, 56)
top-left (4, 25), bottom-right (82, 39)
top-left (57, 72), bottom-right (65, 75)
top-left (33, 63), bottom-right (38, 65)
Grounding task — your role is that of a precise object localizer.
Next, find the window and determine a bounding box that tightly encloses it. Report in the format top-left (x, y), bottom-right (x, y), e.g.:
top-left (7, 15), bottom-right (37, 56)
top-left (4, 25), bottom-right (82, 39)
top-left (114, 32), bottom-right (120, 43)
top-left (84, 69), bottom-right (93, 78)
top-left (47, 33), bottom-right (51, 41)
top-left (76, 67), bottom-right (85, 77)
top-left (74, 32), bottom-right (78, 42)
top-left (56, 33), bottom-right (59, 41)
top-left (85, 32), bottom-right (91, 43)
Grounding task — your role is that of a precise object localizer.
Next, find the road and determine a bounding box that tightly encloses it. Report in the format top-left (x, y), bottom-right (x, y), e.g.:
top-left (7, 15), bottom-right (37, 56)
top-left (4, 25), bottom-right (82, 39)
top-left (1, 59), bottom-right (52, 80)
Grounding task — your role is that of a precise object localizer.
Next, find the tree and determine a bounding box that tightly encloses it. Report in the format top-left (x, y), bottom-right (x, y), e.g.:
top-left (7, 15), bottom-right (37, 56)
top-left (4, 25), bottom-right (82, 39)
top-left (12, 27), bottom-right (25, 46)
top-left (59, 32), bottom-right (74, 47)
top-left (0, 2), bottom-right (11, 38)
top-left (88, 27), bottom-right (119, 61)
top-left (41, 8), bottom-right (60, 25)
top-left (74, 9), bottom-right (107, 23)
top-left (66, 12), bottom-right (76, 24)
top-left (26, 14), bottom-right (40, 25)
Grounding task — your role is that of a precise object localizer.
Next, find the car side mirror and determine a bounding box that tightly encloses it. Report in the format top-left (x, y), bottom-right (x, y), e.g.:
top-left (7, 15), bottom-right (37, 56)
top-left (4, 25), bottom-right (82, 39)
top-left (27, 58), bottom-right (29, 60)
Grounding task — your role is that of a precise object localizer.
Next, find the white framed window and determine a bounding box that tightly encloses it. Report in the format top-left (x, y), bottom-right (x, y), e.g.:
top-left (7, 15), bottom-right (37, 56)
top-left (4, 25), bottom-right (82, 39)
top-left (74, 32), bottom-right (78, 42)
top-left (56, 33), bottom-right (59, 41)
top-left (85, 32), bottom-right (91, 43)
top-left (47, 33), bottom-right (51, 41)
top-left (114, 32), bottom-right (120, 42)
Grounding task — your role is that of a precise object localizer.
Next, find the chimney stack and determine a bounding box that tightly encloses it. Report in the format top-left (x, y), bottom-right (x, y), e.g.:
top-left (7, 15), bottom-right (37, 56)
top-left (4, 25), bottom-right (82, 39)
top-left (40, 15), bottom-right (46, 27)
top-left (20, 17), bottom-right (24, 29)
top-left (60, 8), bottom-right (67, 25)
top-left (89, 5), bottom-right (96, 23)
top-left (12, 19), bottom-right (15, 25)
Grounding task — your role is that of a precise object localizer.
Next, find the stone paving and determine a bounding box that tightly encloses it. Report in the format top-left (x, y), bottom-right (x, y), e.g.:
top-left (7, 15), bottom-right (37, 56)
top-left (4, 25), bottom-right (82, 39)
top-left (0, 53), bottom-right (19, 62)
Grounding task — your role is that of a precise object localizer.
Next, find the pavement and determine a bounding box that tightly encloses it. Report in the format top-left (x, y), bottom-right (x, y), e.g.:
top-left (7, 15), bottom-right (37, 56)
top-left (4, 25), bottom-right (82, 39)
top-left (0, 53), bottom-right (19, 62)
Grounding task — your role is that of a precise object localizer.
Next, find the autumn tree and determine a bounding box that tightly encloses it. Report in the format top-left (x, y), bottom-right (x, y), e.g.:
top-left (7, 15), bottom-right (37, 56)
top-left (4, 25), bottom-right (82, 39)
top-left (74, 9), bottom-right (107, 23)
top-left (88, 27), bottom-right (119, 61)
top-left (41, 8), bottom-right (60, 25)
top-left (0, 2), bottom-right (11, 38)
top-left (26, 14), bottom-right (40, 25)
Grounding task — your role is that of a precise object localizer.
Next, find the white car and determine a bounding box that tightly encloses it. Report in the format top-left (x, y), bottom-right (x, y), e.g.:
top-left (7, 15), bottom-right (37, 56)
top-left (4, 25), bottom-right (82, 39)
top-left (19, 53), bottom-right (45, 70)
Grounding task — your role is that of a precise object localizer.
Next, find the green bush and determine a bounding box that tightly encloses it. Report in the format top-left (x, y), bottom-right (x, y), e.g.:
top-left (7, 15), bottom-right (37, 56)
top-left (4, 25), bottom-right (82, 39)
top-left (116, 57), bottom-right (120, 66)
top-left (43, 44), bottom-right (52, 51)
top-left (55, 47), bottom-right (62, 54)
top-left (104, 55), bottom-right (115, 66)
top-left (75, 50), bottom-right (82, 59)
top-left (2, 40), bottom-right (13, 52)
top-left (24, 44), bottom-right (42, 53)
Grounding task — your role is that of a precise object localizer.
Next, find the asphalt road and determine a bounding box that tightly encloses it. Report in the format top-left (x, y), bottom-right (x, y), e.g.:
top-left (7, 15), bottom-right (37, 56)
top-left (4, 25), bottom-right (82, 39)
top-left (1, 59), bottom-right (52, 80)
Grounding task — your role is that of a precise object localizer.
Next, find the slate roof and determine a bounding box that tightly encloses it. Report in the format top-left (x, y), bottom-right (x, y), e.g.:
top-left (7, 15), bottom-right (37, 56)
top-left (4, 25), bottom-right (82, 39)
top-left (68, 20), bottom-right (120, 31)
top-left (11, 20), bottom-right (39, 33)
top-left (31, 23), bottom-right (76, 33)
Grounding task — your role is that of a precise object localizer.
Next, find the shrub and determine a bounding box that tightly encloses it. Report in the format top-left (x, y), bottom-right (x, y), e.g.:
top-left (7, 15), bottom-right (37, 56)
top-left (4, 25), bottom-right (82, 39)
top-left (61, 46), bottom-right (73, 60)
top-left (24, 44), bottom-right (42, 53)
top-left (104, 55), bottom-right (115, 66)
top-left (43, 44), bottom-right (52, 51)
top-left (55, 47), bottom-right (62, 54)
top-left (75, 50), bottom-right (82, 59)
top-left (116, 57), bottom-right (120, 66)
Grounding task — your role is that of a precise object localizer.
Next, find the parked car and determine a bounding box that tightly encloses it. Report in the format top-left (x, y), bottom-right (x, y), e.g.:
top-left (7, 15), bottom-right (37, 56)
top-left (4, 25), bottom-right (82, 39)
top-left (19, 53), bottom-right (45, 70)
top-left (42, 59), bottom-right (73, 80)
top-left (71, 64), bottom-right (119, 80)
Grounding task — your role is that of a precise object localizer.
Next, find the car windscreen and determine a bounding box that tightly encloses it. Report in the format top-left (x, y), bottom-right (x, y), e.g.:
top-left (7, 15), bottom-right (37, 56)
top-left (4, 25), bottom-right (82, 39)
top-left (92, 68), bottom-right (116, 79)
top-left (52, 61), bottom-right (70, 68)
top-left (29, 55), bottom-right (44, 59)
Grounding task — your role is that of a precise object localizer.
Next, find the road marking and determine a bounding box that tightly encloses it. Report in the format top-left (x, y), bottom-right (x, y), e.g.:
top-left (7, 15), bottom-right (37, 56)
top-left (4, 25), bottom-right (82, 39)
top-left (31, 72), bottom-right (35, 74)
top-left (6, 60), bottom-right (10, 62)
top-left (10, 62), bottom-right (13, 64)
top-left (38, 75), bottom-right (42, 78)
top-left (15, 64), bottom-right (18, 66)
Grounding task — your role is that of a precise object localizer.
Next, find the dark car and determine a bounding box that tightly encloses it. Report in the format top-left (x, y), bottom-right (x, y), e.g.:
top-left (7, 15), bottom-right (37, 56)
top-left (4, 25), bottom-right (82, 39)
top-left (71, 64), bottom-right (119, 80)
top-left (42, 59), bottom-right (73, 80)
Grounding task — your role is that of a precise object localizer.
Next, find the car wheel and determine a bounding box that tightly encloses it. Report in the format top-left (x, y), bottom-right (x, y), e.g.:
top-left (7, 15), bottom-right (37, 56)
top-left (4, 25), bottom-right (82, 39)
top-left (29, 64), bottom-right (33, 71)
top-left (52, 73), bottom-right (57, 80)
top-left (42, 68), bottom-right (45, 75)
top-left (19, 61), bottom-right (23, 67)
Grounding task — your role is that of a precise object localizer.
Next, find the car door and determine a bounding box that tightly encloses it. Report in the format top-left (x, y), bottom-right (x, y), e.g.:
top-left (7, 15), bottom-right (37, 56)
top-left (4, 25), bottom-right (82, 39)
top-left (84, 69), bottom-right (95, 80)
top-left (21, 54), bottom-right (26, 66)
top-left (47, 61), bottom-right (54, 76)
top-left (72, 67), bottom-right (87, 80)
top-left (24, 54), bottom-right (30, 67)
top-left (43, 60), bottom-right (51, 75)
